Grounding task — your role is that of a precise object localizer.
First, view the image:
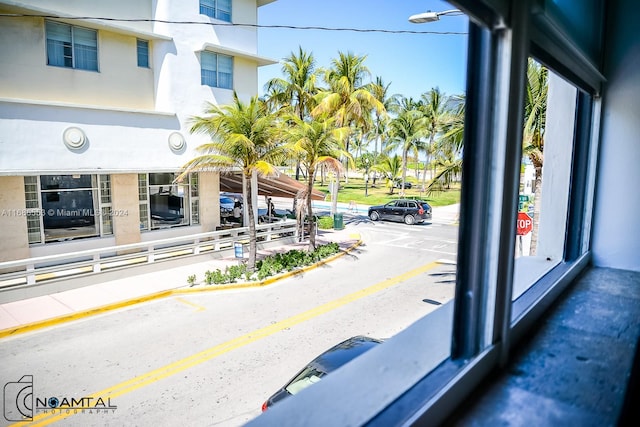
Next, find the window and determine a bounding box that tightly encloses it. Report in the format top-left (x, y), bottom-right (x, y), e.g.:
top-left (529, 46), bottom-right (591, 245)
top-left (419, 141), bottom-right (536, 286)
top-left (200, 0), bottom-right (232, 22)
top-left (251, 1), bottom-right (606, 424)
top-left (98, 175), bottom-right (113, 235)
top-left (513, 62), bottom-right (579, 298)
top-left (138, 174), bottom-right (149, 231)
top-left (24, 176), bottom-right (42, 244)
top-left (24, 175), bottom-right (112, 243)
top-left (45, 21), bottom-right (98, 71)
top-left (201, 51), bottom-right (233, 89)
top-left (137, 39), bottom-right (149, 68)
top-left (190, 173), bottom-right (200, 225)
top-left (139, 173), bottom-right (199, 230)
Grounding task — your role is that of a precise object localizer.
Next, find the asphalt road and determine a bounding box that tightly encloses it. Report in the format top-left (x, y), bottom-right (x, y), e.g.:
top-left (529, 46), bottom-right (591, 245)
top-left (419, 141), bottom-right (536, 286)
top-left (0, 217), bottom-right (458, 427)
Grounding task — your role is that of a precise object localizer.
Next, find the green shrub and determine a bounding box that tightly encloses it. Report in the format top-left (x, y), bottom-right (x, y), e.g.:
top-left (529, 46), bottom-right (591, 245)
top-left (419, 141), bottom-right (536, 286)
top-left (317, 216), bottom-right (334, 229)
top-left (194, 243), bottom-right (343, 284)
top-left (205, 269), bottom-right (227, 285)
top-left (187, 274), bottom-right (197, 286)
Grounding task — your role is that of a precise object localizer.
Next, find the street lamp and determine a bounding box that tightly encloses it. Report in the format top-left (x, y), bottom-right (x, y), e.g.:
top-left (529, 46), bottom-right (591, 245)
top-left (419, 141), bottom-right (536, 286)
top-left (408, 9), bottom-right (463, 23)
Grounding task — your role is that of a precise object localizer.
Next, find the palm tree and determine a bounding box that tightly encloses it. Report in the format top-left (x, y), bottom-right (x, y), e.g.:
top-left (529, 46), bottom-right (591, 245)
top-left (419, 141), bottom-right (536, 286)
top-left (285, 116), bottom-right (350, 249)
top-left (311, 51), bottom-right (386, 181)
top-left (385, 97), bottom-right (427, 194)
top-left (369, 76), bottom-right (399, 157)
top-left (523, 58), bottom-right (548, 255)
top-left (372, 154), bottom-right (403, 195)
top-left (264, 46), bottom-right (319, 181)
top-left (178, 93), bottom-right (286, 271)
top-left (420, 88), bottom-right (451, 185)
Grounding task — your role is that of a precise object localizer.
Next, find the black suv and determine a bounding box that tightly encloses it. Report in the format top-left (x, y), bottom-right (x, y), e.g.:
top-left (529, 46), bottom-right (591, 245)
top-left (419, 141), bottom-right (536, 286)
top-left (392, 178), bottom-right (413, 189)
top-left (368, 199), bottom-right (432, 225)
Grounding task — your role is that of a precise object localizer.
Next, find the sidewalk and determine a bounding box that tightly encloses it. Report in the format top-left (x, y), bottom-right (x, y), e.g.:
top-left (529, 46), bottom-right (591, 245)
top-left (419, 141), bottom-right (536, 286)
top-left (0, 228), bottom-right (361, 338)
top-left (0, 204), bottom-right (459, 338)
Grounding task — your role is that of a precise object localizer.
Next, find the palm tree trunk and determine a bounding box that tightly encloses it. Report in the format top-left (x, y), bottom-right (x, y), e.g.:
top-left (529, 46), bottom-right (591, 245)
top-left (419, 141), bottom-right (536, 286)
top-left (245, 172), bottom-right (257, 270)
top-left (401, 148), bottom-right (408, 194)
top-left (422, 154), bottom-right (429, 189)
top-left (307, 167), bottom-right (316, 250)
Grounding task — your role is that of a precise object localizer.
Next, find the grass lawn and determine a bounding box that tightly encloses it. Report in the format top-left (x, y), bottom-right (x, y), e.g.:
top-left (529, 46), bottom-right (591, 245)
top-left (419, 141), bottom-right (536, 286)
top-left (312, 177), bottom-right (461, 207)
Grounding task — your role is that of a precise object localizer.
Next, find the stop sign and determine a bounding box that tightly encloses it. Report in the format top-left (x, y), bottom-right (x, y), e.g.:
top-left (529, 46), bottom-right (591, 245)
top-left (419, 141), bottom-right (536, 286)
top-left (517, 212), bottom-right (533, 235)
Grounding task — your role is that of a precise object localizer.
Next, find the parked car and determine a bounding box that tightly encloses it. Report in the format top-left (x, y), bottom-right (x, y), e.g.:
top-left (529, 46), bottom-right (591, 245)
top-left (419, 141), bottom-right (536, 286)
top-left (368, 199), bottom-right (432, 225)
top-left (392, 178), bottom-right (413, 189)
top-left (219, 196), bottom-right (235, 217)
top-left (262, 336), bottom-right (383, 411)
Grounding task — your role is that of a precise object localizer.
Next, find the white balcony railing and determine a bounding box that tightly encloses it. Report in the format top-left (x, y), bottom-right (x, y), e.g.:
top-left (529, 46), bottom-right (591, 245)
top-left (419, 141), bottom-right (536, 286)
top-left (0, 220), bottom-right (297, 290)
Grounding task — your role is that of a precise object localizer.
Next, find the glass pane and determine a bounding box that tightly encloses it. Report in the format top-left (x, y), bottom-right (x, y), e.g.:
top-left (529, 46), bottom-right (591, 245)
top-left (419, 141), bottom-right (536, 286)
top-left (27, 215), bottom-right (42, 244)
top-left (217, 0), bottom-right (232, 22)
top-left (137, 39), bottom-right (149, 68)
top-left (99, 175), bottom-right (111, 204)
top-left (191, 199), bottom-right (200, 224)
top-left (41, 175), bottom-right (92, 190)
top-left (190, 173), bottom-right (199, 197)
top-left (200, 0), bottom-right (215, 18)
top-left (202, 69), bottom-right (217, 87)
top-left (24, 176), bottom-right (39, 209)
top-left (148, 172), bottom-right (175, 186)
top-left (218, 55), bottom-right (233, 89)
top-left (41, 189), bottom-right (98, 242)
top-left (45, 21), bottom-right (71, 43)
top-left (542, 0), bottom-right (603, 62)
top-left (248, 3), bottom-right (467, 422)
top-left (148, 173), bottom-right (189, 229)
top-left (46, 39), bottom-right (72, 67)
top-left (138, 174), bottom-right (148, 201)
top-left (73, 27), bottom-right (98, 71)
top-left (101, 206), bottom-right (113, 235)
top-left (139, 202), bottom-right (149, 231)
top-left (514, 59), bottom-right (576, 298)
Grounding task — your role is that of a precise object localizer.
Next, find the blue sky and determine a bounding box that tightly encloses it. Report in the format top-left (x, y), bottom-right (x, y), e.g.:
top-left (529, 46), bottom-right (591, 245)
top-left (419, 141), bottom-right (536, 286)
top-left (257, 0), bottom-right (468, 101)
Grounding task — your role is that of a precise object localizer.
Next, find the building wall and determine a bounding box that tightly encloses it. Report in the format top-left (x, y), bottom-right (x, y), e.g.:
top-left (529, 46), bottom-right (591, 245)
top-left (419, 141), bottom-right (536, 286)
top-left (0, 177), bottom-right (30, 262)
top-left (8, 0), bottom-right (153, 33)
top-left (111, 174), bottom-right (142, 246)
top-left (199, 172), bottom-right (221, 232)
top-left (0, 0), bottom-right (273, 259)
top-left (592, 0), bottom-right (640, 272)
top-left (0, 14), bottom-right (156, 110)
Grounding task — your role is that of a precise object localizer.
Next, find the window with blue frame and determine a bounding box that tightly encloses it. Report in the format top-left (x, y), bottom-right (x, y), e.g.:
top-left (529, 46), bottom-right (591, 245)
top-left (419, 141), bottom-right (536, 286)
top-left (201, 51), bottom-right (233, 89)
top-left (200, 0), bottom-right (232, 22)
top-left (137, 39), bottom-right (149, 68)
top-left (45, 20), bottom-right (97, 71)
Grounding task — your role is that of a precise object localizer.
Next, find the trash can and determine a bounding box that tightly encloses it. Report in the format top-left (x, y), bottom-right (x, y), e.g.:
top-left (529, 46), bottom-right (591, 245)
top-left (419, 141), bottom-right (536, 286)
top-left (333, 213), bottom-right (344, 230)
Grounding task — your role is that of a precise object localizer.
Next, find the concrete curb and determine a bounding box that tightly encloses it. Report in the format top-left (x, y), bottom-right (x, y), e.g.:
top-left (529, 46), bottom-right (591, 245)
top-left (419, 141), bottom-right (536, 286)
top-left (0, 237), bottom-right (362, 339)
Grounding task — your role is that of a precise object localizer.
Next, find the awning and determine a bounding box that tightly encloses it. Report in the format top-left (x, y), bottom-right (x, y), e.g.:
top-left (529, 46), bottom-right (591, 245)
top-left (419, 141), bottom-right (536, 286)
top-left (219, 172), bottom-right (326, 200)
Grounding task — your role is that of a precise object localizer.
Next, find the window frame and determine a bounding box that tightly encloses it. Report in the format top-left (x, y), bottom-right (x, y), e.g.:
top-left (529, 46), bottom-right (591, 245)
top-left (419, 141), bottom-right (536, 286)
top-left (248, 0), bottom-right (606, 424)
top-left (45, 20), bottom-right (98, 71)
top-left (140, 172), bottom-right (199, 231)
top-left (137, 39), bottom-right (150, 68)
top-left (200, 51), bottom-right (234, 89)
top-left (24, 174), bottom-right (113, 245)
top-left (199, 0), bottom-right (232, 22)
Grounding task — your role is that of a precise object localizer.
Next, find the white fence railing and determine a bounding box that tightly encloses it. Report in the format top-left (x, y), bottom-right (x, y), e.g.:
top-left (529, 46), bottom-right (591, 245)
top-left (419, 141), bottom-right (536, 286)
top-left (0, 220), bottom-right (297, 290)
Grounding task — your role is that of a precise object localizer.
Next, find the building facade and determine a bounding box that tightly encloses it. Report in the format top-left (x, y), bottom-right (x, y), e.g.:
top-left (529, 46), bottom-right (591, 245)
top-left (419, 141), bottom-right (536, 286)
top-left (0, 0), bottom-right (277, 262)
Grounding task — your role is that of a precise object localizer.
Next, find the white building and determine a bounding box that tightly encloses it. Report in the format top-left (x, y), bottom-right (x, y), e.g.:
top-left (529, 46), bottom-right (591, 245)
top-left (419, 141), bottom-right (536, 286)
top-left (0, 0), bottom-right (277, 262)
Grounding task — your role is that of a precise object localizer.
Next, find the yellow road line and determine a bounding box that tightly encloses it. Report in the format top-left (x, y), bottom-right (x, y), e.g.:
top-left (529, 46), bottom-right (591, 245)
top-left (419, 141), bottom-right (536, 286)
top-left (16, 260), bottom-right (439, 426)
top-left (174, 297), bottom-right (206, 312)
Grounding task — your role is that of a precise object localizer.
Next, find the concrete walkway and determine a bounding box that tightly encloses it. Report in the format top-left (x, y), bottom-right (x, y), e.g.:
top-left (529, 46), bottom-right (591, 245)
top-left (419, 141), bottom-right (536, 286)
top-left (0, 228), bottom-right (361, 338)
top-left (0, 204), bottom-right (459, 338)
